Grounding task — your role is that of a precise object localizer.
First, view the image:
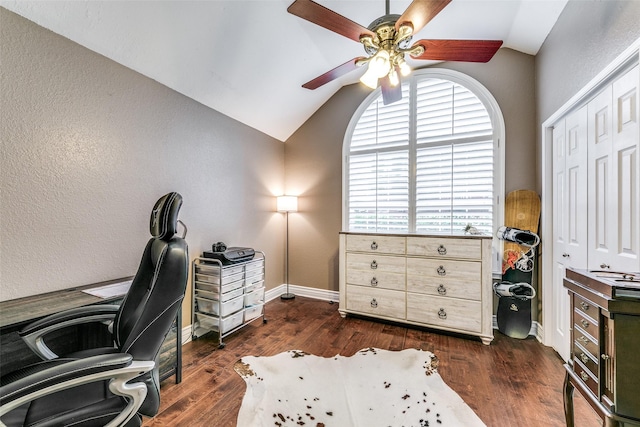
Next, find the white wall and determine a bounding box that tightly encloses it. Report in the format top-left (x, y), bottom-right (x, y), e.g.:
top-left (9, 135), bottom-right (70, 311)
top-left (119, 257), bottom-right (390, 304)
top-left (0, 9), bottom-right (285, 325)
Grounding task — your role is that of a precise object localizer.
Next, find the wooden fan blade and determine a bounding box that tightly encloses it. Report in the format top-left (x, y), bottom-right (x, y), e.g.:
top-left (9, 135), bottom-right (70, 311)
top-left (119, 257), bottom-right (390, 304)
top-left (411, 39), bottom-right (503, 62)
top-left (395, 0), bottom-right (452, 34)
top-left (381, 76), bottom-right (402, 105)
top-left (302, 57), bottom-right (367, 90)
top-left (288, 0), bottom-right (375, 43)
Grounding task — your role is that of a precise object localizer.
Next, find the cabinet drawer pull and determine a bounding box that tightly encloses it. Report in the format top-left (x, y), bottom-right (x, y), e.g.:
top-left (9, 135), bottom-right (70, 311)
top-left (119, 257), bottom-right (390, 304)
top-left (601, 354), bottom-right (610, 361)
top-left (578, 336), bottom-right (589, 344)
top-left (437, 245), bottom-right (447, 255)
top-left (370, 298), bottom-right (378, 308)
top-left (437, 284), bottom-right (447, 295)
top-left (562, 253), bottom-right (570, 258)
top-left (579, 353), bottom-right (589, 364)
top-left (370, 277), bottom-right (378, 287)
top-left (371, 241), bottom-right (378, 250)
top-left (370, 260), bottom-right (378, 270)
top-left (580, 319), bottom-right (589, 329)
top-left (579, 301), bottom-right (590, 311)
top-left (438, 308), bottom-right (447, 319)
top-left (580, 371), bottom-right (589, 382)
top-left (437, 265), bottom-right (446, 276)
top-left (600, 263), bottom-right (610, 269)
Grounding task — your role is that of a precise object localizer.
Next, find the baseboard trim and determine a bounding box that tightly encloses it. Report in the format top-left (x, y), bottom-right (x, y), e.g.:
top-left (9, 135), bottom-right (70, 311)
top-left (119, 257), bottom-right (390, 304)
top-left (183, 285), bottom-right (545, 346)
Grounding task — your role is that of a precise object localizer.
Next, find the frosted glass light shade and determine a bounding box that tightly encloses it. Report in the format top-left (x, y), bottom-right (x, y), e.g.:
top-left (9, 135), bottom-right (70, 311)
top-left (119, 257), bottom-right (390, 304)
top-left (277, 195), bottom-right (298, 212)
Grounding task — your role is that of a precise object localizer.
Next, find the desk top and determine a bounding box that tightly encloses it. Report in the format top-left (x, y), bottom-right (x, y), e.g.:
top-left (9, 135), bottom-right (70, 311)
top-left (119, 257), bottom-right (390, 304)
top-left (0, 277), bottom-right (133, 329)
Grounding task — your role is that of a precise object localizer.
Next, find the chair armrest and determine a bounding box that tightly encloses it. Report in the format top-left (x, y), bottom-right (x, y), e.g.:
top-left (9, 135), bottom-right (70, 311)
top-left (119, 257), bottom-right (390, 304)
top-left (19, 305), bottom-right (120, 360)
top-left (0, 354), bottom-right (154, 427)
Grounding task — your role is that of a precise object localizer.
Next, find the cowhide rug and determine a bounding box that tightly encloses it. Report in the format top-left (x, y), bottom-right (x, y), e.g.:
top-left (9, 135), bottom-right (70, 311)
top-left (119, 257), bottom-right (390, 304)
top-left (234, 347), bottom-right (485, 427)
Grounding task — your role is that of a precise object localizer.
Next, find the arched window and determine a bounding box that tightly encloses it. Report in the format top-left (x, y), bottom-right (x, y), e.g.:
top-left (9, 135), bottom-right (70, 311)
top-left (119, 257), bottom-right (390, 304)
top-left (343, 69), bottom-right (505, 271)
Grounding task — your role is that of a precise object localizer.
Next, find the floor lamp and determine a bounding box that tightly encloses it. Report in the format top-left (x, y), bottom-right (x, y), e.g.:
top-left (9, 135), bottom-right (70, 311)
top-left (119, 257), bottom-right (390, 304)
top-left (277, 195), bottom-right (297, 300)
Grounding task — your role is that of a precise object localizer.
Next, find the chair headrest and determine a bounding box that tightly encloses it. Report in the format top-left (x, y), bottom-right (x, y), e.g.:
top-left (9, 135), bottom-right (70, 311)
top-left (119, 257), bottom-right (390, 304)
top-left (150, 192), bottom-right (183, 240)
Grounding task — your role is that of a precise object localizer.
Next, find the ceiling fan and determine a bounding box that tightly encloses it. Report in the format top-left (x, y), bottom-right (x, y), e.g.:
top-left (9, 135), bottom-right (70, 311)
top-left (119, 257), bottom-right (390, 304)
top-left (288, 0), bottom-right (503, 105)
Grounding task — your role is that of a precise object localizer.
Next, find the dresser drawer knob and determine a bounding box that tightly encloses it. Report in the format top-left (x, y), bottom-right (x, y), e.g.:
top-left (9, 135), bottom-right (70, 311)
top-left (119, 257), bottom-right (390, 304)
top-left (437, 245), bottom-right (447, 255)
top-left (437, 284), bottom-right (447, 295)
top-left (370, 298), bottom-right (378, 308)
top-left (579, 353), bottom-right (589, 364)
top-left (370, 260), bottom-right (378, 270)
top-left (580, 319), bottom-right (589, 329)
top-left (438, 308), bottom-right (447, 319)
top-left (579, 301), bottom-right (590, 311)
top-left (601, 354), bottom-right (610, 361)
top-left (370, 277), bottom-right (378, 287)
top-left (371, 241), bottom-right (378, 250)
top-left (578, 336), bottom-right (589, 344)
top-left (580, 371), bottom-right (589, 382)
top-left (437, 265), bottom-right (446, 276)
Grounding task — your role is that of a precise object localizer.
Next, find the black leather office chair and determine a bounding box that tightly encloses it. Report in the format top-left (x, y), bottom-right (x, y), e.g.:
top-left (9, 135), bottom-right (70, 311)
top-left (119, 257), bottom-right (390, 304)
top-left (0, 192), bottom-right (189, 427)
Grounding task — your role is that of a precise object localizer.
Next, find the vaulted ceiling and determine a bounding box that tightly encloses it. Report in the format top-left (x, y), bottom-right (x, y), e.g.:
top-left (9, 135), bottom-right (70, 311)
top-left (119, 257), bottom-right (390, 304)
top-left (2, 0), bottom-right (567, 141)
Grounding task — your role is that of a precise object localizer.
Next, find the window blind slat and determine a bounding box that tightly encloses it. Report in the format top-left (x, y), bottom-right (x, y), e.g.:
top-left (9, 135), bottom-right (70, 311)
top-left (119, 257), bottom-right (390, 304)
top-left (348, 77), bottom-right (494, 235)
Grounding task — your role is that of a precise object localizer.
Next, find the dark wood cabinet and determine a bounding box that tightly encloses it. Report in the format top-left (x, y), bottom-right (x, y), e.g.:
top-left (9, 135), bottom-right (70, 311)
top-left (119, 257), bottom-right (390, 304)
top-left (563, 268), bottom-right (640, 427)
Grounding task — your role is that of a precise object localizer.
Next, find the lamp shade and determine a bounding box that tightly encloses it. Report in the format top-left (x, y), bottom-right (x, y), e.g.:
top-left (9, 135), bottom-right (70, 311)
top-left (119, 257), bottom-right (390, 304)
top-left (277, 195), bottom-right (298, 212)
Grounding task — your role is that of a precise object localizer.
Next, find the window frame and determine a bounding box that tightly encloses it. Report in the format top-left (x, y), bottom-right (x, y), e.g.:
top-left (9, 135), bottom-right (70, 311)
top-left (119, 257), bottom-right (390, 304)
top-left (342, 68), bottom-right (506, 274)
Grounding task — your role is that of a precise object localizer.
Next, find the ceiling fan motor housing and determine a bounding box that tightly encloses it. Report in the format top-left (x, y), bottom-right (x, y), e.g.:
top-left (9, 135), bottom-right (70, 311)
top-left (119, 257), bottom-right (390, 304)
top-left (364, 14), bottom-right (413, 55)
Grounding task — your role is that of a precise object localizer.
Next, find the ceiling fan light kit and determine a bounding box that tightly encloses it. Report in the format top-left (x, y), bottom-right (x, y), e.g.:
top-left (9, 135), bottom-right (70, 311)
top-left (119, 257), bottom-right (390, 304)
top-left (288, 0), bottom-right (503, 105)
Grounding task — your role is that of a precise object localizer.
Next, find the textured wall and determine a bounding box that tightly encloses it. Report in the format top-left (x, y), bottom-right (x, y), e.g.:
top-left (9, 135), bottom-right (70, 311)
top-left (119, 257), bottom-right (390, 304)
top-left (285, 48), bottom-right (537, 293)
top-left (0, 9), bottom-right (285, 325)
top-left (536, 0), bottom-right (640, 130)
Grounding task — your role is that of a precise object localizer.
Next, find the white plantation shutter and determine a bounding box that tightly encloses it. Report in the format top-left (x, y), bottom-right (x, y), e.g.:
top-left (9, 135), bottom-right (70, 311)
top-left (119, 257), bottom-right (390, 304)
top-left (347, 74), bottom-right (496, 235)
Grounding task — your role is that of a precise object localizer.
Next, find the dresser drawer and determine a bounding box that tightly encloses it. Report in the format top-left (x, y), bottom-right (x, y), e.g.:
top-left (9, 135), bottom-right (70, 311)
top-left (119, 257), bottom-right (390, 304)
top-left (574, 358), bottom-right (599, 397)
top-left (346, 234), bottom-right (406, 255)
top-left (346, 285), bottom-right (406, 319)
top-left (406, 237), bottom-right (481, 259)
top-left (573, 308), bottom-right (598, 338)
top-left (346, 269), bottom-right (405, 291)
top-left (573, 341), bottom-right (598, 378)
top-left (406, 293), bottom-right (482, 333)
top-left (406, 258), bottom-right (481, 301)
top-left (346, 253), bottom-right (406, 274)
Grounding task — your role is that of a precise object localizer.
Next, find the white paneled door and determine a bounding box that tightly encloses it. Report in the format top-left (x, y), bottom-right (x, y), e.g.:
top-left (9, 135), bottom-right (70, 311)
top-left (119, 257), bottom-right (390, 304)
top-left (552, 105), bottom-right (588, 361)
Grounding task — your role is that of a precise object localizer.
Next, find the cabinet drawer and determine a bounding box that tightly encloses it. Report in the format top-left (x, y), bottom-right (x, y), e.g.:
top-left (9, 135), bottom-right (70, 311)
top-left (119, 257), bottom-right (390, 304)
top-left (574, 328), bottom-right (599, 360)
top-left (406, 237), bottom-right (481, 259)
top-left (406, 293), bottom-right (482, 333)
top-left (573, 342), bottom-right (598, 378)
top-left (346, 269), bottom-right (405, 291)
top-left (574, 294), bottom-right (597, 318)
top-left (573, 359), bottom-right (599, 397)
top-left (346, 234), bottom-right (406, 255)
top-left (346, 285), bottom-right (405, 319)
top-left (346, 253), bottom-right (406, 274)
top-left (406, 259), bottom-right (481, 301)
top-left (573, 309), bottom-right (598, 338)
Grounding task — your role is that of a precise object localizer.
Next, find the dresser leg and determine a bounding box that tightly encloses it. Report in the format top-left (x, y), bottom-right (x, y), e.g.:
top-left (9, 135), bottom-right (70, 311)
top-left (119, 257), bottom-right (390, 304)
top-left (564, 370), bottom-right (575, 427)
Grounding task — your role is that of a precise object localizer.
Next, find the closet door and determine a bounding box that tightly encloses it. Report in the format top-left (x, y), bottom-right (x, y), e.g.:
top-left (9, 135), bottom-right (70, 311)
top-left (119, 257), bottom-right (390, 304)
top-left (588, 65), bottom-right (639, 272)
top-left (612, 65), bottom-right (639, 272)
top-left (552, 106), bottom-right (588, 361)
top-left (587, 85), bottom-right (615, 270)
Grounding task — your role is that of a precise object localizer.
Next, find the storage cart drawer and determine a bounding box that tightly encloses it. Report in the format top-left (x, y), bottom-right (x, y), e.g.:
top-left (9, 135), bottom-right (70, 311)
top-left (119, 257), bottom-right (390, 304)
top-left (196, 311), bottom-right (243, 334)
top-left (195, 279), bottom-right (244, 295)
top-left (244, 287), bottom-right (264, 307)
top-left (195, 271), bottom-right (244, 285)
top-left (196, 294), bottom-right (243, 317)
top-left (195, 287), bottom-right (243, 302)
top-left (244, 304), bottom-right (264, 322)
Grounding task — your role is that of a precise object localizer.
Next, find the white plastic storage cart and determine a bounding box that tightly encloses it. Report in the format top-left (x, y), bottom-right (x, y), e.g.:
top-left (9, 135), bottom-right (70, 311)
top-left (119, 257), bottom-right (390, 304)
top-left (191, 252), bottom-right (266, 348)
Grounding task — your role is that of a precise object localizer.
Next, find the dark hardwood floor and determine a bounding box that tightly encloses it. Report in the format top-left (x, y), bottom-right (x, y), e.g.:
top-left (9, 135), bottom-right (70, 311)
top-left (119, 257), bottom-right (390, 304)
top-left (144, 296), bottom-right (601, 427)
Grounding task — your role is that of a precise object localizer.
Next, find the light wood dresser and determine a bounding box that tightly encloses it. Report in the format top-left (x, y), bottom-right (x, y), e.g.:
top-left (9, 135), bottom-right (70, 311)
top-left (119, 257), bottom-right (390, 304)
top-left (339, 232), bottom-right (494, 345)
